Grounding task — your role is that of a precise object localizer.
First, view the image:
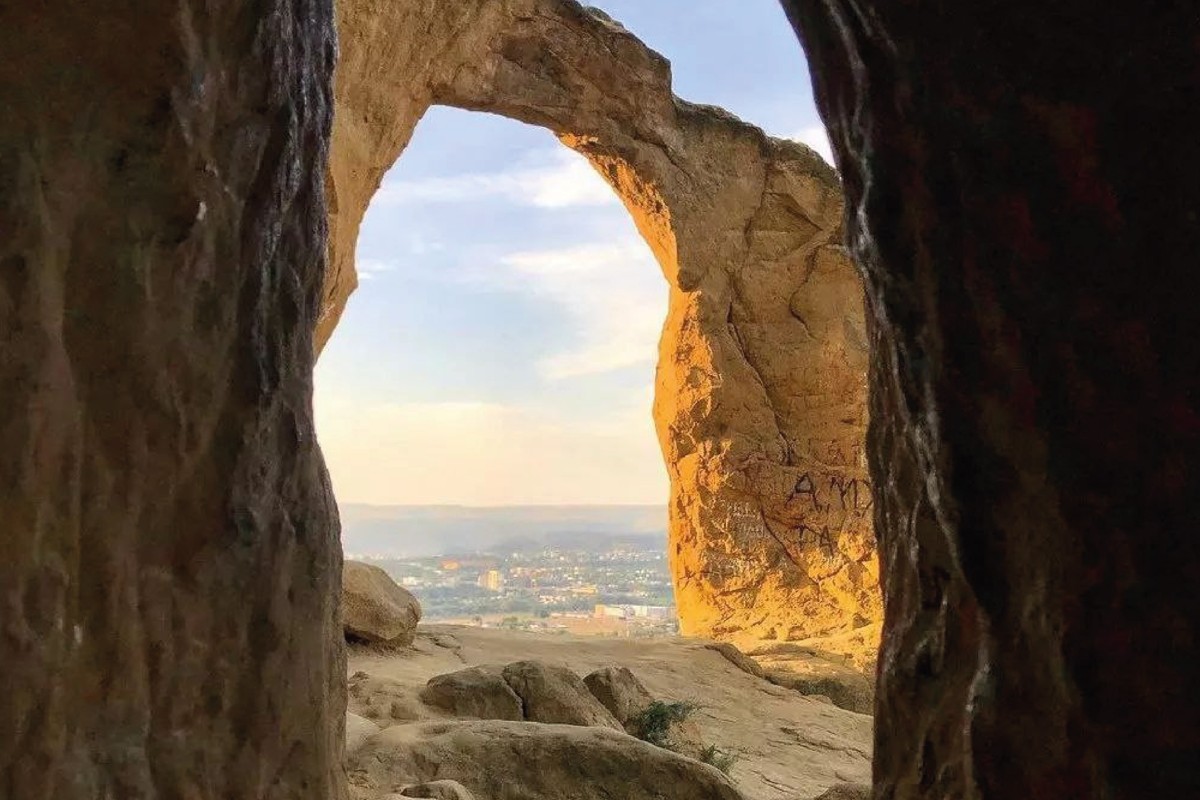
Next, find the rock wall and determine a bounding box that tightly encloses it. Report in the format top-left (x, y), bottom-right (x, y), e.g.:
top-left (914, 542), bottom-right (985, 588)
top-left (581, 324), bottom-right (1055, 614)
top-left (327, 0), bottom-right (878, 641)
top-left (784, 1), bottom-right (1200, 797)
top-left (0, 2), bottom-right (344, 798)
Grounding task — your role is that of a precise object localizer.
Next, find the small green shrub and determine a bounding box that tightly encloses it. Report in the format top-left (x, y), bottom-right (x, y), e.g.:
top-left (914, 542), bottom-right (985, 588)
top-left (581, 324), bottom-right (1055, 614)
top-left (698, 744), bottom-right (739, 775)
top-left (628, 700), bottom-right (699, 749)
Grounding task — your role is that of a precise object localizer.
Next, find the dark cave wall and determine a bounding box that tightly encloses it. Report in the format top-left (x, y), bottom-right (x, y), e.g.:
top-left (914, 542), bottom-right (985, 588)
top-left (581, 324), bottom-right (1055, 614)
top-left (782, 1), bottom-right (1200, 797)
top-left (0, 2), bottom-right (344, 798)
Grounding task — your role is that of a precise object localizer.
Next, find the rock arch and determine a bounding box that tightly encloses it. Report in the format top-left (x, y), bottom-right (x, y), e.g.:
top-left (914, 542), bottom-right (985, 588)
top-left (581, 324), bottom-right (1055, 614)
top-left (325, 0), bottom-right (879, 641)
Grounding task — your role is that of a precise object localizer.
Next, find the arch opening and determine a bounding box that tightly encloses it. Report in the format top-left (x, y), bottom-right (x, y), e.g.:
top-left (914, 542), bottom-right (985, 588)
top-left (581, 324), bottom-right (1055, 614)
top-left (324, 0), bottom-right (878, 650)
top-left (317, 106), bottom-right (677, 625)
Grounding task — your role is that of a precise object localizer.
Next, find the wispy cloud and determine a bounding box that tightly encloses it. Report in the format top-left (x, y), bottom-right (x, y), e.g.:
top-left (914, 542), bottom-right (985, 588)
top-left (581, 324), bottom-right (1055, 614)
top-left (356, 258), bottom-right (397, 281)
top-left (374, 149), bottom-right (617, 210)
top-left (455, 238), bottom-right (668, 380)
top-left (791, 123), bottom-right (834, 164)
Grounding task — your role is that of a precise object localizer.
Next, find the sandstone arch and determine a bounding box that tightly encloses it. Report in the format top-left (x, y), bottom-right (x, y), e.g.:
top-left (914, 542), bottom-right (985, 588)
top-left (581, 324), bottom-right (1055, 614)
top-left (326, 0), bottom-right (878, 642)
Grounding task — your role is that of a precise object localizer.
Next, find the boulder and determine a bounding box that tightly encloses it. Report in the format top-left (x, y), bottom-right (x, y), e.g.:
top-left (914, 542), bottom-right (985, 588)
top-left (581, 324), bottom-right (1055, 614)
top-left (346, 712), bottom-right (382, 755)
top-left (501, 661), bottom-right (622, 730)
top-left (349, 720), bottom-right (747, 800)
top-left (581, 665), bottom-right (705, 758)
top-left (419, 666), bottom-right (523, 721)
top-left (582, 666), bottom-right (655, 727)
top-left (343, 561), bottom-right (422, 645)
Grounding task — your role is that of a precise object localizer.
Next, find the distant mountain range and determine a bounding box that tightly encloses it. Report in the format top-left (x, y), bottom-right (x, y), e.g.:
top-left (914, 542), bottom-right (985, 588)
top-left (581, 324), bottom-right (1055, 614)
top-left (339, 504), bottom-right (668, 558)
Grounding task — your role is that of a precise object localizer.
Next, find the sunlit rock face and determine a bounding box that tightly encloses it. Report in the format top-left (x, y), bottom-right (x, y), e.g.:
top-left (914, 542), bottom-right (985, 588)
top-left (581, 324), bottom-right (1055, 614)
top-left (327, 0), bottom-right (879, 642)
top-left (785, 1), bottom-right (1200, 797)
top-left (0, 2), bottom-right (343, 798)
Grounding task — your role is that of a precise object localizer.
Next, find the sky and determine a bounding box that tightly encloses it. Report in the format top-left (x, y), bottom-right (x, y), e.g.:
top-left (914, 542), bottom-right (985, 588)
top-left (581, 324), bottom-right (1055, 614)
top-left (313, 0), bottom-right (829, 507)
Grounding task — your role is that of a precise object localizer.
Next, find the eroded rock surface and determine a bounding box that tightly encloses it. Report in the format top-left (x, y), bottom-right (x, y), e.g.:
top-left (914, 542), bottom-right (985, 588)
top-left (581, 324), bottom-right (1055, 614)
top-left (419, 665), bottom-right (524, 722)
top-left (347, 625), bottom-right (872, 800)
top-left (351, 720), bottom-right (746, 800)
top-left (344, 560), bottom-right (422, 645)
top-left (583, 666), bottom-right (656, 727)
top-left (0, 2), bottom-right (343, 798)
top-left (501, 660), bottom-right (623, 730)
top-left (785, 1), bottom-right (1200, 797)
top-left (329, 0), bottom-right (876, 642)
top-left (396, 780), bottom-right (477, 800)
top-left (347, 712), bottom-right (383, 755)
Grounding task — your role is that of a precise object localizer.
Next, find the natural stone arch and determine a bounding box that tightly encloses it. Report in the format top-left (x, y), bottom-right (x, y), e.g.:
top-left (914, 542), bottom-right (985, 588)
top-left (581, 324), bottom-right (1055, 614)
top-left (326, 0), bottom-right (879, 641)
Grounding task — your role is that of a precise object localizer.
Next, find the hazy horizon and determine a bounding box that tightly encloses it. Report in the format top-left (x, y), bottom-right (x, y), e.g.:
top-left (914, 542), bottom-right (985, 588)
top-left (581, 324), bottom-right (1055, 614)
top-left (338, 503), bottom-right (668, 559)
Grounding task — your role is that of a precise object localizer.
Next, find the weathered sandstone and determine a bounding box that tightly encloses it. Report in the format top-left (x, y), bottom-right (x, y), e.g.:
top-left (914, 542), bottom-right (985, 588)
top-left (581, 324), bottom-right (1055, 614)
top-left (786, 0), bottom-right (1200, 796)
top-left (343, 560), bottom-right (422, 644)
top-left (500, 660), bottom-right (623, 730)
top-left (419, 665), bottom-right (524, 721)
top-left (396, 781), bottom-right (477, 800)
top-left (349, 625), bottom-right (872, 800)
top-left (812, 784), bottom-right (870, 800)
top-left (328, 0), bottom-right (876, 643)
top-left (350, 720), bottom-right (746, 800)
top-left (347, 712), bottom-right (383, 755)
top-left (583, 666), bottom-right (656, 728)
top-left (0, 2), bottom-right (343, 798)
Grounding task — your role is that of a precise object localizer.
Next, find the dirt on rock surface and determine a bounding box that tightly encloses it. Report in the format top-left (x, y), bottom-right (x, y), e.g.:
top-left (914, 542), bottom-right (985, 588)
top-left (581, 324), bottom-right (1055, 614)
top-left (345, 625), bottom-right (871, 800)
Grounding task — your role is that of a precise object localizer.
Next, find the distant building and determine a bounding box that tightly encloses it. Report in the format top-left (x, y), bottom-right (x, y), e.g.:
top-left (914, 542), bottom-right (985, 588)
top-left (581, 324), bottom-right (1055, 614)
top-left (593, 604), bottom-right (674, 620)
top-left (477, 569), bottom-right (503, 592)
top-left (440, 559), bottom-right (461, 571)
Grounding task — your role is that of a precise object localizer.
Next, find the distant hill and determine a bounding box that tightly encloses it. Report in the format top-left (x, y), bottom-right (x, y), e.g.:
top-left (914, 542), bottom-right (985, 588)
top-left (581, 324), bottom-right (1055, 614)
top-left (339, 504), bottom-right (667, 558)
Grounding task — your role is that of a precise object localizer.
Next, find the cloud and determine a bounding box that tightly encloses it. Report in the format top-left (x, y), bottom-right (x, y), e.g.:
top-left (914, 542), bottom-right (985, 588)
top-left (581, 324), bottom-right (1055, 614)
top-left (356, 258), bottom-right (397, 281)
top-left (314, 397), bottom-right (667, 506)
top-left (455, 238), bottom-right (668, 380)
top-left (374, 148), bottom-right (618, 210)
top-left (791, 123), bottom-right (834, 164)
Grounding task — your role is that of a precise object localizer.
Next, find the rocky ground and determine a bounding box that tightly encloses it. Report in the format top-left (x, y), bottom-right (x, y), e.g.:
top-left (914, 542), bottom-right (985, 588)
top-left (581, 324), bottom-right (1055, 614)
top-left (344, 625), bottom-right (872, 800)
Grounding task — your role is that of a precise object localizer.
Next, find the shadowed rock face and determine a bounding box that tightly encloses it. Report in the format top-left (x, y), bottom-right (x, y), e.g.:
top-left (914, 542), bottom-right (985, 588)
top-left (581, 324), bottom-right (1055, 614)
top-left (783, 1), bottom-right (1200, 797)
top-left (0, 2), bottom-right (344, 798)
top-left (328, 0), bottom-right (878, 643)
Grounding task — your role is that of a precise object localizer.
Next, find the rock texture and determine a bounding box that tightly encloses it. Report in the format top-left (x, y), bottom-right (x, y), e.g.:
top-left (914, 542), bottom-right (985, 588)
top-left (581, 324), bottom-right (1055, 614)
top-left (500, 660), bottom-right (623, 730)
top-left (349, 625), bottom-right (872, 800)
top-left (327, 0), bottom-right (877, 641)
top-left (397, 781), bottom-right (476, 800)
top-left (419, 665), bottom-right (524, 721)
top-left (344, 560), bottom-right (422, 644)
top-left (583, 666), bottom-right (656, 726)
top-left (0, 2), bottom-right (343, 799)
top-left (350, 720), bottom-right (746, 800)
top-left (347, 712), bottom-right (383, 755)
top-left (784, 1), bottom-right (1200, 797)
top-left (812, 785), bottom-right (869, 800)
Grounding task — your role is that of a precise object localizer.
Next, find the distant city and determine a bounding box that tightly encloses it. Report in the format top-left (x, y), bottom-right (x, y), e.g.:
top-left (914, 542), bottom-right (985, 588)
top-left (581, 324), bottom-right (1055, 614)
top-left (343, 504), bottom-right (678, 636)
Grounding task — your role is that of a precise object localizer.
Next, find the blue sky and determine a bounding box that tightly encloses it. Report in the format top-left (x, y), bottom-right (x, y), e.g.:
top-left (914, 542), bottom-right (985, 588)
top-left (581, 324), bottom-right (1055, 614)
top-left (314, 0), bottom-right (828, 506)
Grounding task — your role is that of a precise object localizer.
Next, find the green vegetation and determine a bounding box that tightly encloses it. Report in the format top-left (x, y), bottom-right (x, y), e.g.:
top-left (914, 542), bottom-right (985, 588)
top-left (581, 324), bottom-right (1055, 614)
top-left (628, 700), bottom-right (700, 748)
top-left (629, 701), bottom-right (739, 777)
top-left (698, 744), bottom-right (739, 775)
